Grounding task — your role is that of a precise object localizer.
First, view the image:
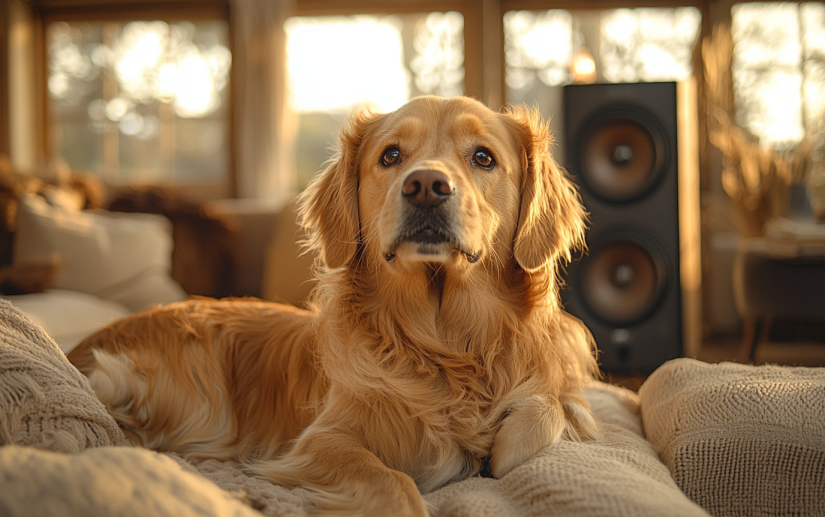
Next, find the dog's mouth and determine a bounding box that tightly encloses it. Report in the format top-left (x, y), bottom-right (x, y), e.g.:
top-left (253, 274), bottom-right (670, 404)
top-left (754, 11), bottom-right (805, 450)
top-left (385, 225), bottom-right (480, 264)
top-left (406, 226), bottom-right (451, 245)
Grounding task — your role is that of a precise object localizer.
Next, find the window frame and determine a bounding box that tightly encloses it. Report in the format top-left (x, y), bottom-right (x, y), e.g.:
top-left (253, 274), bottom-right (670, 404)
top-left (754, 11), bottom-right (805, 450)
top-left (33, 0), bottom-right (235, 200)
top-left (728, 0), bottom-right (824, 150)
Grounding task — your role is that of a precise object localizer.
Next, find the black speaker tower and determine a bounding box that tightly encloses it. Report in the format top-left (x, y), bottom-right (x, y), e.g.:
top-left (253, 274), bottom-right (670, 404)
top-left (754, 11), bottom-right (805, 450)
top-left (562, 82), bottom-right (700, 374)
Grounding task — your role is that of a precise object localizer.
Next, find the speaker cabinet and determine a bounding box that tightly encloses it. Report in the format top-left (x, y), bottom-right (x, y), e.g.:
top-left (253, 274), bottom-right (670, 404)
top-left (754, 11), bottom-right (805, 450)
top-left (562, 81), bottom-right (701, 374)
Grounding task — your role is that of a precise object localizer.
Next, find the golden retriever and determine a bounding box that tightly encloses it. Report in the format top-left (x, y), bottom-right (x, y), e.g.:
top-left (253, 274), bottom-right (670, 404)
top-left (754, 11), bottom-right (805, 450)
top-left (68, 95), bottom-right (600, 516)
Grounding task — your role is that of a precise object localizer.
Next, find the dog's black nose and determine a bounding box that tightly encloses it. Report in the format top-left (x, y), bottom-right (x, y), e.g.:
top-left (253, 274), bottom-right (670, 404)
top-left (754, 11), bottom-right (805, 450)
top-left (402, 169), bottom-right (455, 207)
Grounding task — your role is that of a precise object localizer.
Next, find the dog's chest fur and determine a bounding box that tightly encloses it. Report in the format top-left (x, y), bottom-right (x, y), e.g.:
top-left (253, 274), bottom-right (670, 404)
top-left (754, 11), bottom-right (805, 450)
top-left (337, 345), bottom-right (506, 493)
top-left (316, 264), bottom-right (538, 491)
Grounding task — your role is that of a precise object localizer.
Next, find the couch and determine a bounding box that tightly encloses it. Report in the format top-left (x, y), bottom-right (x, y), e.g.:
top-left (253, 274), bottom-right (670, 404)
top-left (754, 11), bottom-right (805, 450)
top-left (1, 183), bottom-right (314, 354)
top-left (0, 300), bottom-right (823, 517)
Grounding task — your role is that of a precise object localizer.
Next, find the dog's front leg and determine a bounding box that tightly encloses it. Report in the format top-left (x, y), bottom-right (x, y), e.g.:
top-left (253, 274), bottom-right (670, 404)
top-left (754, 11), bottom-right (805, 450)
top-left (253, 423), bottom-right (428, 517)
top-left (489, 394), bottom-right (565, 478)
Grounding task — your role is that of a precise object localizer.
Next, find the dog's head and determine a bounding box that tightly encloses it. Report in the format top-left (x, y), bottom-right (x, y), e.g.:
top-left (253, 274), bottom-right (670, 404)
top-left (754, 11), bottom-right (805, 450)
top-left (300, 96), bottom-right (586, 278)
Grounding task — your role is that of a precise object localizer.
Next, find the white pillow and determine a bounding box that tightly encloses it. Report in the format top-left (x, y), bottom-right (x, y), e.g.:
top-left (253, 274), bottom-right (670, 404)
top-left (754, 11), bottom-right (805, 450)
top-left (13, 194), bottom-right (187, 313)
top-left (2, 289), bottom-right (131, 353)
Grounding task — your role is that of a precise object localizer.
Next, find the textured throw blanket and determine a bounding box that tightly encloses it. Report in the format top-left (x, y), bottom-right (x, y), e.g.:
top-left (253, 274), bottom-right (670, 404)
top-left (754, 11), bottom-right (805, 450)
top-left (0, 299), bottom-right (710, 517)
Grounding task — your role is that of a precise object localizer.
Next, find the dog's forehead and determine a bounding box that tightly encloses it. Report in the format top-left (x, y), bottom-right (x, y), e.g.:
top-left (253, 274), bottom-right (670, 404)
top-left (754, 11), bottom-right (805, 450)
top-left (373, 97), bottom-right (512, 147)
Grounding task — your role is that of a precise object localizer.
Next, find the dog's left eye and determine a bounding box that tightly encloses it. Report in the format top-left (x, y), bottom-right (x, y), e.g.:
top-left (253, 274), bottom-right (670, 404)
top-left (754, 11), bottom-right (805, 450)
top-left (473, 149), bottom-right (495, 169)
top-left (381, 147), bottom-right (402, 167)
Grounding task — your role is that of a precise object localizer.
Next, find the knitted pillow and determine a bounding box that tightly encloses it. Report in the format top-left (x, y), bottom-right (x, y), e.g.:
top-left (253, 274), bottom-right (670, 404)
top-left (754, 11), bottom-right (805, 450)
top-left (0, 300), bottom-right (123, 451)
top-left (639, 358), bottom-right (825, 517)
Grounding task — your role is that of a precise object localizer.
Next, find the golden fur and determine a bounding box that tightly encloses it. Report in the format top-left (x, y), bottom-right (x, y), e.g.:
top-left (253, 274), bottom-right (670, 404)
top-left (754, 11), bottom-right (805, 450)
top-left (68, 96), bottom-right (599, 517)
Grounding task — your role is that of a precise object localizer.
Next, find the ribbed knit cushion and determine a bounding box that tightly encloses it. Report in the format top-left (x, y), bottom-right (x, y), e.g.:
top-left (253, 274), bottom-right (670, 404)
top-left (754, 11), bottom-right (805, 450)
top-left (639, 358), bottom-right (825, 517)
top-left (0, 300), bottom-right (124, 451)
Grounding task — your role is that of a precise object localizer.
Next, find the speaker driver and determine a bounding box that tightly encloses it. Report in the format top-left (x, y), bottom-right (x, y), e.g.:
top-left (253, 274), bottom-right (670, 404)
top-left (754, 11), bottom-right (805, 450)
top-left (580, 233), bottom-right (667, 326)
top-left (579, 109), bottom-right (666, 203)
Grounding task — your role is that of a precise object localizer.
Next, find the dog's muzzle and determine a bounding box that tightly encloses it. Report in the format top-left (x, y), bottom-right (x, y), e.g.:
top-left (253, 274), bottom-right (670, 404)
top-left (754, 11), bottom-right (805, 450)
top-left (384, 168), bottom-right (480, 264)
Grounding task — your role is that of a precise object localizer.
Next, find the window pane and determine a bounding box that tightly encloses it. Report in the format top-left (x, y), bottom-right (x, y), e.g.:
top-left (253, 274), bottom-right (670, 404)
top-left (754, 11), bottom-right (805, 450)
top-left (601, 8), bottom-right (701, 83)
top-left (504, 10), bottom-right (574, 90)
top-left (730, 2), bottom-right (825, 149)
top-left (47, 20), bottom-right (231, 187)
top-left (285, 13), bottom-right (464, 188)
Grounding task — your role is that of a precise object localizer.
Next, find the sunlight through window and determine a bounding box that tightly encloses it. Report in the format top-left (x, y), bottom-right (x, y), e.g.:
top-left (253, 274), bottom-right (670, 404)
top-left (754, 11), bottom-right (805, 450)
top-left (601, 7), bottom-right (701, 83)
top-left (47, 20), bottom-right (231, 186)
top-left (504, 7), bottom-right (701, 166)
top-left (504, 10), bottom-right (574, 89)
top-left (285, 16), bottom-right (409, 113)
top-left (732, 2), bottom-right (825, 149)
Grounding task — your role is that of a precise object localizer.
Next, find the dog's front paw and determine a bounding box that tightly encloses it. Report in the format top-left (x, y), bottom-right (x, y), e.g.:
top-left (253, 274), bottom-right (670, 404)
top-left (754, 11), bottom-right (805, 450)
top-left (489, 394), bottom-right (565, 478)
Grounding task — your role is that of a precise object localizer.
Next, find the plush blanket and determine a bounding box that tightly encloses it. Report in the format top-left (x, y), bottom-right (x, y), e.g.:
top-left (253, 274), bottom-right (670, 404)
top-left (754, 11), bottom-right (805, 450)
top-left (0, 299), bottom-right (710, 517)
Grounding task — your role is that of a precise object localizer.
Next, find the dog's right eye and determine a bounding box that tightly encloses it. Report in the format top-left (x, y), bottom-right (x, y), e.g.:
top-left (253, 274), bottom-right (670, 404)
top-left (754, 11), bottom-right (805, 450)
top-left (381, 147), bottom-right (401, 167)
top-left (472, 148), bottom-right (495, 169)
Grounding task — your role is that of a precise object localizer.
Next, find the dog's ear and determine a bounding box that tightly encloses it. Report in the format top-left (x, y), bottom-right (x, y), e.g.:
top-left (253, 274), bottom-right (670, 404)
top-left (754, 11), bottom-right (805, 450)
top-left (299, 110), bottom-right (382, 269)
top-left (505, 107), bottom-right (587, 273)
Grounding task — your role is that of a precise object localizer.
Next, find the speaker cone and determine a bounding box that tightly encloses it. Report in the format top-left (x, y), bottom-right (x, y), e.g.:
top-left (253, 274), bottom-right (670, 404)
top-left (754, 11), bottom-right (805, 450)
top-left (578, 108), bottom-right (666, 203)
top-left (579, 233), bottom-right (667, 326)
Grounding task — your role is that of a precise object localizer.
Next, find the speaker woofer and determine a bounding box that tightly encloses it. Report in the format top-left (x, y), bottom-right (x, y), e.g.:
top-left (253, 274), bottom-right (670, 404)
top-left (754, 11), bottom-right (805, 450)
top-left (578, 108), bottom-right (667, 203)
top-left (579, 232), bottom-right (667, 326)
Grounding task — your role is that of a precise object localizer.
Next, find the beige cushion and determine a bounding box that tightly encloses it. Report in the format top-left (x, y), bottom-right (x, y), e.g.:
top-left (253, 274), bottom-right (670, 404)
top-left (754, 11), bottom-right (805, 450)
top-left (175, 382), bottom-right (710, 517)
top-left (13, 194), bottom-right (187, 312)
top-left (639, 358), bottom-right (825, 517)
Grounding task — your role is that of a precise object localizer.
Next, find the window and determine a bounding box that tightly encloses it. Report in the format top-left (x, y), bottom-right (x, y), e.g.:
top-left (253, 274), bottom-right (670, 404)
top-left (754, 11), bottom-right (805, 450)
top-left (731, 2), bottom-right (825, 150)
top-left (284, 12), bottom-right (464, 188)
top-left (600, 8), bottom-right (701, 83)
top-left (46, 18), bottom-right (231, 190)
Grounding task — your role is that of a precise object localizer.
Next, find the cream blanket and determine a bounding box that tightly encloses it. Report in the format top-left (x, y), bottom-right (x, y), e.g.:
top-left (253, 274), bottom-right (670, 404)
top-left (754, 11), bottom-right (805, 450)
top-left (0, 300), bottom-right (708, 517)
